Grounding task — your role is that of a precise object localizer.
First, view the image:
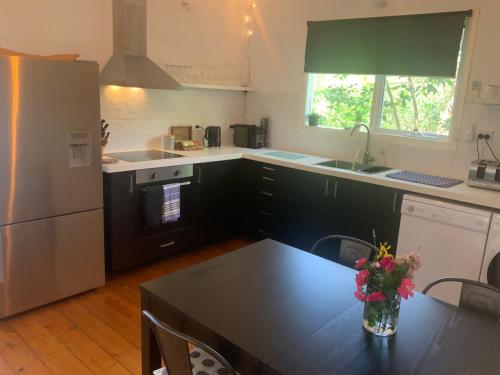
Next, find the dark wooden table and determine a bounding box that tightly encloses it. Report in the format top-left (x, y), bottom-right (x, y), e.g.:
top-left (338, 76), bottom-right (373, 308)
top-left (140, 239), bottom-right (500, 375)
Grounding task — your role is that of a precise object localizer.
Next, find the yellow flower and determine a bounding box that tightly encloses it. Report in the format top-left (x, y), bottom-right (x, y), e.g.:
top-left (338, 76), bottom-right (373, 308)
top-left (376, 242), bottom-right (393, 260)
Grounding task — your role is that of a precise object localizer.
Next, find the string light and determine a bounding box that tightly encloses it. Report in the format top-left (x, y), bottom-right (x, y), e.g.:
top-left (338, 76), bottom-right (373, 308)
top-left (243, 0), bottom-right (256, 87)
top-left (245, 0), bottom-right (256, 38)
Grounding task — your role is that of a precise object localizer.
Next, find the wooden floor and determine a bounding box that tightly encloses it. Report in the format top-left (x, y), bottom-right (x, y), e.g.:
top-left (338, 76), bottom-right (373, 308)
top-left (0, 237), bottom-right (252, 375)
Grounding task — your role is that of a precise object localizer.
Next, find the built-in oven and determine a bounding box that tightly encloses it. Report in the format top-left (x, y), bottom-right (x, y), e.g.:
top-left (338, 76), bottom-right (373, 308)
top-left (134, 165), bottom-right (193, 240)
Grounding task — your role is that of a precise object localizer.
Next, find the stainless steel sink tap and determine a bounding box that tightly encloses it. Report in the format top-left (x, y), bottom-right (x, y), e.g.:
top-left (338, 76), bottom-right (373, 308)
top-left (350, 123), bottom-right (374, 164)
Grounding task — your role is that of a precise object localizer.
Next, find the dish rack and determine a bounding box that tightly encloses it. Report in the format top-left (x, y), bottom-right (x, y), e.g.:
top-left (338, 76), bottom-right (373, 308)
top-left (164, 64), bottom-right (251, 87)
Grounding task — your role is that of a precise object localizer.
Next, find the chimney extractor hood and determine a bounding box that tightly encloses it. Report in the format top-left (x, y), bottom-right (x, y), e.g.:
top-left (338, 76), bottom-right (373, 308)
top-left (100, 0), bottom-right (180, 90)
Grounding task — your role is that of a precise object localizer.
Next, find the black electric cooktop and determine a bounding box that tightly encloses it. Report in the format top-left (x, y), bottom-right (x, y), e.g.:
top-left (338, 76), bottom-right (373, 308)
top-left (106, 150), bottom-right (184, 162)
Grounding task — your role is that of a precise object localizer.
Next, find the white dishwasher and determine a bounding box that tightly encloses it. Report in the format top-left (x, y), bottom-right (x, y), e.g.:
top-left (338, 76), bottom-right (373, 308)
top-left (397, 194), bottom-right (491, 305)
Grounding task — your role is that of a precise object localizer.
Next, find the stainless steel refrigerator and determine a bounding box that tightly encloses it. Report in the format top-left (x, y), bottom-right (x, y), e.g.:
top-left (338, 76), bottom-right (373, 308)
top-left (0, 56), bottom-right (105, 318)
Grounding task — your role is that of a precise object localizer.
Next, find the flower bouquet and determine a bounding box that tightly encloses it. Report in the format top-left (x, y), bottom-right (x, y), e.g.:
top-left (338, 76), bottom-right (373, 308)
top-left (354, 243), bottom-right (421, 336)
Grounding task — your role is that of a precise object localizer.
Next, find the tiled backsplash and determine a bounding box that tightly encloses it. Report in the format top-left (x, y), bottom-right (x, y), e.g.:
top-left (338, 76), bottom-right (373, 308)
top-left (100, 85), bottom-right (244, 152)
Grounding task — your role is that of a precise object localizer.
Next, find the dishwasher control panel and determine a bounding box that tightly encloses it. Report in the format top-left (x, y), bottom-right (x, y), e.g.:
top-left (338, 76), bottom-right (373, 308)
top-left (401, 197), bottom-right (491, 233)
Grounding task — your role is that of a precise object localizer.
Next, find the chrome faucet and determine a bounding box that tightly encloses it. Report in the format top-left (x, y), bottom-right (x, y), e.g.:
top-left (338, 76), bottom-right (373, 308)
top-left (350, 123), bottom-right (374, 164)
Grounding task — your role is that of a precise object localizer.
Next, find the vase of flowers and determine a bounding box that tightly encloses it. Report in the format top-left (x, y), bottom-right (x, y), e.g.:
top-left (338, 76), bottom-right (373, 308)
top-left (354, 243), bottom-right (421, 337)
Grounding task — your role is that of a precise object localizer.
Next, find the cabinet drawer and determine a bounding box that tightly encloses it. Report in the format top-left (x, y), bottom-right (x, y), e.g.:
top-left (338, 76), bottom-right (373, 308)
top-left (135, 227), bottom-right (194, 263)
top-left (246, 161), bottom-right (285, 186)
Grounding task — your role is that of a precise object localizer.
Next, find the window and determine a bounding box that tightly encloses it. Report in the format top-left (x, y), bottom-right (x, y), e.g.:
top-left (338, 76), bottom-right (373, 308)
top-left (306, 73), bottom-right (458, 139)
top-left (303, 11), bottom-right (471, 140)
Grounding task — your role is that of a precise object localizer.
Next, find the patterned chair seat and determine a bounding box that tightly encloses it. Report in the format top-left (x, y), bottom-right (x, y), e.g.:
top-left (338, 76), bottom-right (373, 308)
top-left (153, 347), bottom-right (235, 375)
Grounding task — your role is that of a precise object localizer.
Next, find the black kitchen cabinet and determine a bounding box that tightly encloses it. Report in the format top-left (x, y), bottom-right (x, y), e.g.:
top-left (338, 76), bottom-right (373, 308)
top-left (326, 177), bottom-right (378, 244)
top-left (238, 160), bottom-right (291, 241)
top-left (279, 168), bottom-right (330, 251)
top-left (374, 186), bottom-right (404, 252)
top-left (237, 161), bottom-right (406, 253)
top-left (103, 171), bottom-right (136, 271)
top-left (193, 160), bottom-right (240, 245)
top-left (104, 169), bottom-right (196, 271)
top-left (104, 158), bottom-right (406, 271)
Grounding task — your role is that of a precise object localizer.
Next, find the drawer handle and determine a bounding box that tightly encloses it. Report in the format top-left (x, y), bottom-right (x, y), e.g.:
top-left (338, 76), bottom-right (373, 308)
top-left (258, 229), bottom-right (272, 237)
top-left (324, 179), bottom-right (329, 196)
top-left (262, 176), bottom-right (275, 182)
top-left (392, 192), bottom-right (398, 212)
top-left (160, 241), bottom-right (175, 248)
top-left (260, 210), bottom-right (273, 217)
top-left (261, 191), bottom-right (274, 197)
top-left (129, 175), bottom-right (134, 194)
top-left (196, 166), bottom-right (202, 184)
top-left (262, 166), bottom-right (275, 171)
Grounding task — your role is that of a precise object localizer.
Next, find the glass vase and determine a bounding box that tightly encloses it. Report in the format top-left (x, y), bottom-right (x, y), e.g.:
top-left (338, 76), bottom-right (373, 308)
top-left (362, 294), bottom-right (401, 337)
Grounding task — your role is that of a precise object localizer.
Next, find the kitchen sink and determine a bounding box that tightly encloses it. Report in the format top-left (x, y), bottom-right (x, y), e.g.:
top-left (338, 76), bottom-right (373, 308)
top-left (315, 160), bottom-right (391, 174)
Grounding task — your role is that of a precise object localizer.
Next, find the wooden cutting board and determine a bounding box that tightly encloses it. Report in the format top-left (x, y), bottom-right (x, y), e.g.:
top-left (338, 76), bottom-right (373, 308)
top-left (0, 47), bottom-right (79, 61)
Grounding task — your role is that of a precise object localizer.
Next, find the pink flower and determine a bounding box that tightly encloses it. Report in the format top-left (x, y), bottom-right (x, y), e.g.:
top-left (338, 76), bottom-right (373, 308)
top-left (366, 291), bottom-right (386, 303)
top-left (355, 269), bottom-right (370, 287)
top-left (397, 278), bottom-right (416, 300)
top-left (379, 256), bottom-right (396, 272)
top-left (354, 257), bottom-right (367, 269)
top-left (354, 290), bottom-right (367, 302)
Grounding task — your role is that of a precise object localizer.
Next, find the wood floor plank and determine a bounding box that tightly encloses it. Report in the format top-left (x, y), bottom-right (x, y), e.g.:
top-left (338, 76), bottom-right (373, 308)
top-left (58, 300), bottom-right (141, 375)
top-left (35, 306), bottom-right (131, 375)
top-left (0, 237), bottom-right (252, 375)
top-left (0, 323), bottom-right (53, 375)
top-left (0, 354), bottom-right (15, 374)
top-left (10, 314), bottom-right (92, 375)
top-left (77, 292), bottom-right (141, 349)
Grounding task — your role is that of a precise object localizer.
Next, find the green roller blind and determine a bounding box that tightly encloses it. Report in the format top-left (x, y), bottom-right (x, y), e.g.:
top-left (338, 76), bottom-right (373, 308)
top-left (304, 11), bottom-right (471, 77)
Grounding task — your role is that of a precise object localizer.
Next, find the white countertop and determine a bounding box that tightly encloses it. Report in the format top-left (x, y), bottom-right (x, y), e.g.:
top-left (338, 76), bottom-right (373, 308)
top-left (102, 146), bottom-right (500, 210)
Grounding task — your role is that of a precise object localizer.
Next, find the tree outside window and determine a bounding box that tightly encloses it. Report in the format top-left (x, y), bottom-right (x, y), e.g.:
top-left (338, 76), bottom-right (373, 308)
top-left (307, 73), bottom-right (457, 139)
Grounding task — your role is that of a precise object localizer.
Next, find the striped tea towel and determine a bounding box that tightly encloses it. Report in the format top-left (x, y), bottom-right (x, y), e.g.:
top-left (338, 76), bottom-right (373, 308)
top-left (162, 183), bottom-right (181, 223)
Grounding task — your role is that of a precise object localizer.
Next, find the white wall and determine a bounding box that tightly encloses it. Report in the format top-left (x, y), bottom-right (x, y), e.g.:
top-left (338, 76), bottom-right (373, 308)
top-left (0, 0), bottom-right (248, 151)
top-left (245, 0), bottom-right (500, 178)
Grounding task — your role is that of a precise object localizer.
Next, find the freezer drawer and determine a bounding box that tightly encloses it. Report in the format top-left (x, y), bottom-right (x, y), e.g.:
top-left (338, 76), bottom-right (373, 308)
top-left (0, 209), bottom-right (104, 318)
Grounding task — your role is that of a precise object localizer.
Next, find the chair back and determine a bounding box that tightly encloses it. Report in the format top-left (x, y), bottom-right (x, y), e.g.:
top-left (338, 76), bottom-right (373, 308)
top-left (311, 235), bottom-right (378, 268)
top-left (142, 310), bottom-right (236, 375)
top-left (487, 253), bottom-right (500, 288)
top-left (422, 278), bottom-right (500, 320)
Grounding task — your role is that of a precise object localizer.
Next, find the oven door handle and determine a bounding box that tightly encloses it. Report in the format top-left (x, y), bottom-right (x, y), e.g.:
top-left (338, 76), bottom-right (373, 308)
top-left (141, 181), bottom-right (191, 191)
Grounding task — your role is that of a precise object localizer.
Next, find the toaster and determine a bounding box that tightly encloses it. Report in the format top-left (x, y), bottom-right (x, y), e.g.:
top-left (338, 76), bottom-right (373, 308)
top-left (467, 159), bottom-right (500, 191)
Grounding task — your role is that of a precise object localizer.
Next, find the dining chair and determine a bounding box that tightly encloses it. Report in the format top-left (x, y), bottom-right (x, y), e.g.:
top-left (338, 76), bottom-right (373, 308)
top-left (310, 234), bottom-right (378, 268)
top-left (487, 253), bottom-right (500, 288)
top-left (422, 278), bottom-right (500, 320)
top-left (142, 310), bottom-right (237, 375)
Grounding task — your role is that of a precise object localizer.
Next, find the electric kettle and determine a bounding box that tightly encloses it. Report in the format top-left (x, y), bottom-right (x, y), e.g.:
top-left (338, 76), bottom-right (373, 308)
top-left (204, 126), bottom-right (222, 149)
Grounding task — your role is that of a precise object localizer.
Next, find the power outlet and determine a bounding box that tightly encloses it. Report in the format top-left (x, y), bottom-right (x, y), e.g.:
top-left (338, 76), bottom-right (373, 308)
top-left (478, 131), bottom-right (495, 140)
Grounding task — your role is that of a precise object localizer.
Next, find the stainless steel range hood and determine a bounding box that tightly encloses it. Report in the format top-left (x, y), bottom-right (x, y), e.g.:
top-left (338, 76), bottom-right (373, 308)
top-left (100, 0), bottom-right (180, 89)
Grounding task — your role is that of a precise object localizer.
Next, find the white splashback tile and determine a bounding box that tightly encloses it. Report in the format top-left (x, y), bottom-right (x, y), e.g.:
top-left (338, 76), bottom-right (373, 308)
top-left (100, 86), bottom-right (244, 152)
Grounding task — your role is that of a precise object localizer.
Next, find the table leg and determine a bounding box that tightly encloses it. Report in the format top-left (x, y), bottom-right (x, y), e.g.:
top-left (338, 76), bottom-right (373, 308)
top-left (141, 309), bottom-right (162, 374)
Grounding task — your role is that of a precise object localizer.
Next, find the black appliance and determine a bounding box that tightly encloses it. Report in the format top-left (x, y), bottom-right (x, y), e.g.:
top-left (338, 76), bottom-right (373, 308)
top-left (204, 126), bottom-right (222, 148)
top-left (230, 119), bottom-right (268, 149)
top-left (134, 165), bottom-right (193, 239)
top-left (106, 150), bottom-right (184, 162)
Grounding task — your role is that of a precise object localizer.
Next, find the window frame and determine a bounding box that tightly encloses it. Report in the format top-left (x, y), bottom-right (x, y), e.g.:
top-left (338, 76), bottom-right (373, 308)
top-left (303, 11), bottom-right (477, 145)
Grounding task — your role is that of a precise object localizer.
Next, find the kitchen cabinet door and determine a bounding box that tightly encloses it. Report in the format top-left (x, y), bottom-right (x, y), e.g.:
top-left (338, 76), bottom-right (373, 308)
top-left (325, 178), bottom-right (378, 244)
top-left (374, 186), bottom-right (405, 252)
top-left (103, 171), bottom-right (136, 271)
top-left (279, 168), bottom-right (330, 251)
top-left (193, 160), bottom-right (239, 244)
